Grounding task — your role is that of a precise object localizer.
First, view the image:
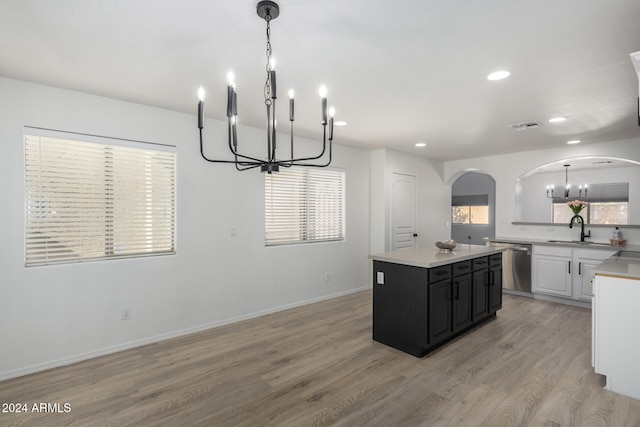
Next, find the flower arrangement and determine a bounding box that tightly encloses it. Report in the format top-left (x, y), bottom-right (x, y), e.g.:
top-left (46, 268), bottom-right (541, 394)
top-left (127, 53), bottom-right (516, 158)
top-left (567, 200), bottom-right (589, 215)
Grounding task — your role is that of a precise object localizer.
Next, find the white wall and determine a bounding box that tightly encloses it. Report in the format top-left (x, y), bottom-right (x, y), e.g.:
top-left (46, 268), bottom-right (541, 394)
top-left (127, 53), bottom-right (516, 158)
top-left (369, 149), bottom-right (450, 254)
top-left (444, 138), bottom-right (640, 244)
top-left (0, 77), bottom-right (371, 380)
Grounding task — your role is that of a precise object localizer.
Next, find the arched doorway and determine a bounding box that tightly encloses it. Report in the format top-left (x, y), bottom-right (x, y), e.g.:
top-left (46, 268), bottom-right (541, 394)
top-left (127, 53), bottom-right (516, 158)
top-left (451, 172), bottom-right (496, 245)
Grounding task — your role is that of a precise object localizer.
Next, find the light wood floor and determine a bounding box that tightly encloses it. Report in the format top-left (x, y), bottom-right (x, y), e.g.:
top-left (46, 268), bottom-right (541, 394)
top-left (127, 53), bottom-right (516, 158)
top-left (2, 291), bottom-right (640, 426)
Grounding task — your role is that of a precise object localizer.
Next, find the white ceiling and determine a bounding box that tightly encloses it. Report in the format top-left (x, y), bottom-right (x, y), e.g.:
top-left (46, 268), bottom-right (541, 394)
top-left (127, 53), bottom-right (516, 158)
top-left (1, 0), bottom-right (639, 161)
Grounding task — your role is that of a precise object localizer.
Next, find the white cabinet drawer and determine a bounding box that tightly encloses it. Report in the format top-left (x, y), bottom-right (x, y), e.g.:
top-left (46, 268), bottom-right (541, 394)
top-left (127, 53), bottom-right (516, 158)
top-left (533, 245), bottom-right (572, 257)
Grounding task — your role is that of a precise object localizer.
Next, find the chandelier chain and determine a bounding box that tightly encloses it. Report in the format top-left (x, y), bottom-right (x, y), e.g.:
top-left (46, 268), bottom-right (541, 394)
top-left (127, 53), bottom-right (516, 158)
top-left (264, 15), bottom-right (273, 106)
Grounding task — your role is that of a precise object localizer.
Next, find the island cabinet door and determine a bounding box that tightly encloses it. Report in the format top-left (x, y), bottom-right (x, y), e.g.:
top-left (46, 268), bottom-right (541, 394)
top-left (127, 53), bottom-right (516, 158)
top-left (472, 270), bottom-right (489, 321)
top-left (428, 279), bottom-right (453, 345)
top-left (452, 274), bottom-right (473, 332)
top-left (489, 264), bottom-right (503, 313)
top-left (372, 261), bottom-right (428, 357)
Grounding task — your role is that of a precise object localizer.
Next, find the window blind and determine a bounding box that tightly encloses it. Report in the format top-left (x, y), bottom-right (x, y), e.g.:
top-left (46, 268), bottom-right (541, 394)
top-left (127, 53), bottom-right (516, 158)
top-left (452, 194), bottom-right (489, 206)
top-left (25, 133), bottom-right (176, 266)
top-left (265, 167), bottom-right (345, 246)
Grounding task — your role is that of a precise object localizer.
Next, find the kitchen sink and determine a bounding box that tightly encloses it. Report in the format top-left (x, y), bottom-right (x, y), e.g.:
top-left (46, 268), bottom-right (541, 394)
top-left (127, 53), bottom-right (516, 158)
top-left (546, 240), bottom-right (612, 246)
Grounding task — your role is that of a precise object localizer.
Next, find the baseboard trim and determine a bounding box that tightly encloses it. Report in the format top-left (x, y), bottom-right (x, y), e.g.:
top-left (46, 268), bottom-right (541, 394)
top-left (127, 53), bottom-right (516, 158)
top-left (0, 286), bottom-right (370, 381)
top-left (533, 292), bottom-right (591, 309)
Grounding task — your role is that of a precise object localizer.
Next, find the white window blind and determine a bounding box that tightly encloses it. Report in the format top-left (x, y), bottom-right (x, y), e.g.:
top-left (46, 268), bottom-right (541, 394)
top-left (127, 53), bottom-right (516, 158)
top-left (25, 132), bottom-right (176, 266)
top-left (265, 167), bottom-right (345, 246)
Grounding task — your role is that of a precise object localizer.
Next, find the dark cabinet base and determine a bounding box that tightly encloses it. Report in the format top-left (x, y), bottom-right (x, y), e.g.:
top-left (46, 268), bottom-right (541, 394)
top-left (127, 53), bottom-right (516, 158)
top-left (373, 254), bottom-right (502, 357)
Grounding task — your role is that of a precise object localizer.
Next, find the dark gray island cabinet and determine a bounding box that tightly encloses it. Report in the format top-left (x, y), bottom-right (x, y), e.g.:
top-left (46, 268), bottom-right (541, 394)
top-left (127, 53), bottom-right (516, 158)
top-left (369, 246), bottom-right (504, 357)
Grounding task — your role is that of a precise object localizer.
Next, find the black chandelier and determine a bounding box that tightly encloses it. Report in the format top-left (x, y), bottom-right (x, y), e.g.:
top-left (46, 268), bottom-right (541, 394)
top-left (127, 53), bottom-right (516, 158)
top-left (197, 0), bottom-right (335, 174)
top-left (546, 164), bottom-right (588, 199)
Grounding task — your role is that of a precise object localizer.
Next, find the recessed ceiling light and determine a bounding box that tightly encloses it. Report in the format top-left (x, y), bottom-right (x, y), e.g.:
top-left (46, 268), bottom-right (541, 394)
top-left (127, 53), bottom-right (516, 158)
top-left (334, 121), bottom-right (347, 126)
top-left (567, 140), bottom-right (581, 145)
top-left (415, 142), bottom-right (426, 147)
top-left (487, 70), bottom-right (510, 81)
top-left (548, 116), bottom-right (567, 123)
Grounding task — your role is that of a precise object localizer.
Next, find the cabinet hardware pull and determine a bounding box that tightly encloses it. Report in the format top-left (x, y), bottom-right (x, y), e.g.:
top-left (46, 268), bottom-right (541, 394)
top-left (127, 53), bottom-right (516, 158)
top-left (455, 282), bottom-right (460, 299)
top-left (568, 261), bottom-right (571, 274)
top-left (578, 262), bottom-right (582, 275)
top-left (490, 270), bottom-right (495, 285)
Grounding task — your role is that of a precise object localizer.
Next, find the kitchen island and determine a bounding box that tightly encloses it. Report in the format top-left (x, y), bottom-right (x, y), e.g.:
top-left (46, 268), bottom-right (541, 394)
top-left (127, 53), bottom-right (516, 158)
top-left (369, 245), bottom-right (504, 357)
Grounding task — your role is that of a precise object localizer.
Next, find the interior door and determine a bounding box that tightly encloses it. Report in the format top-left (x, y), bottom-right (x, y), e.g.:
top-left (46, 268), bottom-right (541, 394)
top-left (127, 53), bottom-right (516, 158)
top-left (391, 173), bottom-right (417, 251)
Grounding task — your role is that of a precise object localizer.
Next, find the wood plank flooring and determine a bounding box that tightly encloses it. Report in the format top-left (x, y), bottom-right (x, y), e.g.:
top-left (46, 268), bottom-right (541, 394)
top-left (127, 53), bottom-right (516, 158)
top-left (2, 291), bottom-right (640, 426)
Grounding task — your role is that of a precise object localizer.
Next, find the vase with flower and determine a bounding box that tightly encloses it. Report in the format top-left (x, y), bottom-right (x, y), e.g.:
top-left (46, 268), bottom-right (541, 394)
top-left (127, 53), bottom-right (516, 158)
top-left (567, 200), bottom-right (588, 222)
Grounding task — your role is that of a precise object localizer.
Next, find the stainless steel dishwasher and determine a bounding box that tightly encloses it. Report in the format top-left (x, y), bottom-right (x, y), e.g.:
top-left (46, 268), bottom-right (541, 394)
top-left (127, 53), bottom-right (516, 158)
top-left (489, 241), bottom-right (532, 296)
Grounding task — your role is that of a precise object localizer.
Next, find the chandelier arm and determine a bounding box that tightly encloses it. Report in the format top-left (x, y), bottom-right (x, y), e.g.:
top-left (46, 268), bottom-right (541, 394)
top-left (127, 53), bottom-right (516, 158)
top-left (281, 125), bottom-right (330, 163)
top-left (235, 157), bottom-right (263, 171)
top-left (287, 130), bottom-right (333, 168)
top-left (276, 120), bottom-right (295, 169)
top-left (200, 129), bottom-right (257, 165)
top-left (266, 103), bottom-right (273, 162)
top-left (226, 118), bottom-right (271, 165)
top-left (199, 121), bottom-right (264, 167)
top-left (271, 99), bottom-right (277, 162)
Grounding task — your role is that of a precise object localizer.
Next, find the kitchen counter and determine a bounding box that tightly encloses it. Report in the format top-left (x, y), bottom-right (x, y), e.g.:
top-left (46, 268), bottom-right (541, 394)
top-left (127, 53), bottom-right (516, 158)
top-left (369, 244), bottom-right (504, 269)
top-left (593, 255), bottom-right (640, 280)
top-left (592, 257), bottom-right (640, 400)
top-left (488, 237), bottom-right (640, 253)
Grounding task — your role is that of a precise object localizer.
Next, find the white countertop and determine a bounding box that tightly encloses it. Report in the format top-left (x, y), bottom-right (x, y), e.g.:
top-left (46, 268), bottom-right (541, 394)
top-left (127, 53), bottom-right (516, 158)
top-left (593, 256), bottom-right (640, 280)
top-left (369, 244), bottom-right (504, 269)
top-left (488, 237), bottom-right (640, 252)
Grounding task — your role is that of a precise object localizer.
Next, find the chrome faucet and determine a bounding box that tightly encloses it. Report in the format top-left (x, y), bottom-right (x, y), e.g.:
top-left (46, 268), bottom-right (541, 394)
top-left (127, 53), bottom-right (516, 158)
top-left (569, 214), bottom-right (590, 242)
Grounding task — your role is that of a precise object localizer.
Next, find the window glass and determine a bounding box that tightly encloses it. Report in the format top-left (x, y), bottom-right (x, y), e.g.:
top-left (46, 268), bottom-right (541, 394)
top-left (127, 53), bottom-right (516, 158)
top-left (452, 206), bottom-right (489, 225)
top-left (552, 201), bottom-right (628, 225)
top-left (590, 202), bottom-right (628, 225)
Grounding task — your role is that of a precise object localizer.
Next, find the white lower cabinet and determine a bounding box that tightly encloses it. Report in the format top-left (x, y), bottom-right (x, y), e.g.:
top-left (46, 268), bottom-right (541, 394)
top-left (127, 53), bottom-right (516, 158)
top-left (593, 274), bottom-right (640, 400)
top-left (532, 245), bottom-right (617, 303)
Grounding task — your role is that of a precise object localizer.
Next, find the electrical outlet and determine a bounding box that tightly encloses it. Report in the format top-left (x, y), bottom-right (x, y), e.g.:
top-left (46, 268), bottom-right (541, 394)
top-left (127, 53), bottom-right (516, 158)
top-left (121, 308), bottom-right (131, 320)
top-left (325, 272), bottom-right (331, 282)
top-left (377, 272), bottom-right (384, 285)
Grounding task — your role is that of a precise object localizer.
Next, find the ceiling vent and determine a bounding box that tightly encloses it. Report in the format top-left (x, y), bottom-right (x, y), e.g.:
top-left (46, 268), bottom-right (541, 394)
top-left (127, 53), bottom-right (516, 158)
top-left (508, 121), bottom-right (542, 131)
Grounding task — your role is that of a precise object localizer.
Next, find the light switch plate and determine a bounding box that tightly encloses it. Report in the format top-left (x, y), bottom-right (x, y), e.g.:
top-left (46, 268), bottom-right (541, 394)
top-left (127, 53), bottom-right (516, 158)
top-left (376, 271), bottom-right (384, 285)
